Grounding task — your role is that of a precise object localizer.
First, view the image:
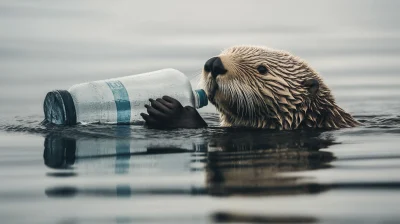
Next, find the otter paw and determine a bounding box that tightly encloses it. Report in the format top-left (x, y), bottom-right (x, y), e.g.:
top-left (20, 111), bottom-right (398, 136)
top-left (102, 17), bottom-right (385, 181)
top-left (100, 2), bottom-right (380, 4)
top-left (140, 96), bottom-right (207, 129)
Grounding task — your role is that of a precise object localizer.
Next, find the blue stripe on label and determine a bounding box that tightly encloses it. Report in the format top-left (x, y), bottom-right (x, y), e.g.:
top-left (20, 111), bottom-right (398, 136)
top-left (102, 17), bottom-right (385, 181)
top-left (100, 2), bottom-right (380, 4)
top-left (106, 80), bottom-right (131, 124)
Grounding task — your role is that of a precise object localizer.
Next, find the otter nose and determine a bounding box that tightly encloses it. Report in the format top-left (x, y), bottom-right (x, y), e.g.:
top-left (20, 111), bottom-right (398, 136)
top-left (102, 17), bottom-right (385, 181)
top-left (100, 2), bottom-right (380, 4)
top-left (204, 57), bottom-right (227, 78)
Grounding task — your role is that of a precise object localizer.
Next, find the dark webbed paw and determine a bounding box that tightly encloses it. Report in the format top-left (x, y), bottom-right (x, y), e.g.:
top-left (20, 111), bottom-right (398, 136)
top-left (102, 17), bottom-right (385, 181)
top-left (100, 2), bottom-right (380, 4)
top-left (140, 96), bottom-right (207, 129)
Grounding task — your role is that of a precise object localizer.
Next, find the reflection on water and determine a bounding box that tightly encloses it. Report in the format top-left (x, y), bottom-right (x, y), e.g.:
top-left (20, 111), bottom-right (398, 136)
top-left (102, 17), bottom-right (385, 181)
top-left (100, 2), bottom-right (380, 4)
top-left (44, 128), bottom-right (336, 198)
top-left (211, 212), bottom-right (318, 224)
top-left (43, 127), bottom-right (400, 205)
top-left (41, 130), bottom-right (400, 224)
top-left (204, 130), bottom-right (335, 197)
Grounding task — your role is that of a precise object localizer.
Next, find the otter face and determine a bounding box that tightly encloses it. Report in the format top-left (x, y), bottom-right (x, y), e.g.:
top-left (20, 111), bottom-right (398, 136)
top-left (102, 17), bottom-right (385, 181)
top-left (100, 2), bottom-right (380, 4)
top-left (201, 45), bottom-right (358, 129)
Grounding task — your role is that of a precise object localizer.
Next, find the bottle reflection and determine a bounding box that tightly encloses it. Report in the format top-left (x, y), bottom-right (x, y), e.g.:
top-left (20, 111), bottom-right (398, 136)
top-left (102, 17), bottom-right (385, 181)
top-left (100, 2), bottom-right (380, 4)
top-left (114, 126), bottom-right (131, 174)
top-left (43, 127), bottom-right (203, 173)
top-left (45, 129), bottom-right (337, 198)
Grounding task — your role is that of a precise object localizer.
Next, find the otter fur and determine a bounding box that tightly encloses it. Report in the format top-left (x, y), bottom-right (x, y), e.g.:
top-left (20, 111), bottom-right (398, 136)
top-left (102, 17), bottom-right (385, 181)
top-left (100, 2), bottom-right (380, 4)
top-left (200, 45), bottom-right (359, 130)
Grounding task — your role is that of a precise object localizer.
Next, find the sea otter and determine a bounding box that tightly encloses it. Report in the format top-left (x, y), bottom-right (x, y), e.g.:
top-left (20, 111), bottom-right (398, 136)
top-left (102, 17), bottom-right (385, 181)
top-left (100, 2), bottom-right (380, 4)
top-left (140, 45), bottom-right (359, 130)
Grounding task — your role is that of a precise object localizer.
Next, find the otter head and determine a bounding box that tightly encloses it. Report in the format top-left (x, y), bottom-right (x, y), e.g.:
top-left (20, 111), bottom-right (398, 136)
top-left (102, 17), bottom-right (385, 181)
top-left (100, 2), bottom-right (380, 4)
top-left (200, 45), bottom-right (359, 130)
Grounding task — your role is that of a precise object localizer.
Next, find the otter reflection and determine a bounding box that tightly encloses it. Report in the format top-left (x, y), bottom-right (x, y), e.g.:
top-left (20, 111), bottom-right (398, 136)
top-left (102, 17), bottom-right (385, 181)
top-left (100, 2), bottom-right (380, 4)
top-left (204, 129), bottom-right (335, 196)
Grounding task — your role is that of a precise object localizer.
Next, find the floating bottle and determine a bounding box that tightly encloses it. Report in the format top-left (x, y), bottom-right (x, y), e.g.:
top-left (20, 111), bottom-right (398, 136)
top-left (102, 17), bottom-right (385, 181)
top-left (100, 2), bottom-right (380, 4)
top-left (43, 68), bottom-right (208, 125)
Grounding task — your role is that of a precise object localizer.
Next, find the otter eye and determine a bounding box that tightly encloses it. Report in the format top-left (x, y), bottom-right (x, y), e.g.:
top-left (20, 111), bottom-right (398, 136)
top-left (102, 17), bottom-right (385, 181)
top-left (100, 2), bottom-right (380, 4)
top-left (257, 65), bottom-right (268, 75)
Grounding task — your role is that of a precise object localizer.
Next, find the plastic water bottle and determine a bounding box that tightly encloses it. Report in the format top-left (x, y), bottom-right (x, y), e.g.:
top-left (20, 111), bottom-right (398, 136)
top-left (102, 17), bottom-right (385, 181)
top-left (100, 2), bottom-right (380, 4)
top-left (43, 68), bottom-right (208, 125)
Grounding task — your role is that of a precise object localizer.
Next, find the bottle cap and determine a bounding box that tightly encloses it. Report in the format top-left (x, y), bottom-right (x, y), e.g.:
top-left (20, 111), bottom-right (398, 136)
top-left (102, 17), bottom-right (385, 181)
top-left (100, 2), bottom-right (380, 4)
top-left (194, 89), bottom-right (208, 109)
top-left (43, 90), bottom-right (77, 125)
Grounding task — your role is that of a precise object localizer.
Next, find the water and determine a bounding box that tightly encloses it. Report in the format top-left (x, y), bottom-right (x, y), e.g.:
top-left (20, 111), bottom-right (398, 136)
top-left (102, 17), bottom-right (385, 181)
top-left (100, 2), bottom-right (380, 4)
top-left (1, 0), bottom-right (400, 223)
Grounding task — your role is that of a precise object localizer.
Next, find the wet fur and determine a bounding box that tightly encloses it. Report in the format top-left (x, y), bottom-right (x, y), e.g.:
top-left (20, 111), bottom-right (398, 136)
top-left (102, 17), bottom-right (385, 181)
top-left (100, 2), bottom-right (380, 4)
top-left (201, 45), bottom-right (359, 130)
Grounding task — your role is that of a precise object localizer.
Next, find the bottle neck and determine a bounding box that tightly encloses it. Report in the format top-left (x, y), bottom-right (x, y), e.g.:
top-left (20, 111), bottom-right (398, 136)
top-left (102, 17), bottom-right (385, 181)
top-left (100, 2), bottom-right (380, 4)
top-left (193, 89), bottom-right (208, 109)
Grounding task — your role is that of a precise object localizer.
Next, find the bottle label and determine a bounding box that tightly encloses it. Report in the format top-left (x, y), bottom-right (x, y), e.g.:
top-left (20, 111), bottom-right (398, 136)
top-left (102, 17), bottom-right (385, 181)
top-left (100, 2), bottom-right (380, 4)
top-left (106, 80), bottom-right (131, 124)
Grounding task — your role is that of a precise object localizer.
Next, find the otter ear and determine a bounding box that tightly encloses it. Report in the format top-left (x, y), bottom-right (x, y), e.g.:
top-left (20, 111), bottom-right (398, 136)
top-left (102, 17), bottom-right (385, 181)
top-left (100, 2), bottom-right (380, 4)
top-left (303, 78), bottom-right (319, 95)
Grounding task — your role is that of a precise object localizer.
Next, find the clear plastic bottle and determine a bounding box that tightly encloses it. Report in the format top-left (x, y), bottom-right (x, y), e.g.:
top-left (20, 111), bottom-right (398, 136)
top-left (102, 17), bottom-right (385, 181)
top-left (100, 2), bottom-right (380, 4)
top-left (43, 68), bottom-right (208, 125)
